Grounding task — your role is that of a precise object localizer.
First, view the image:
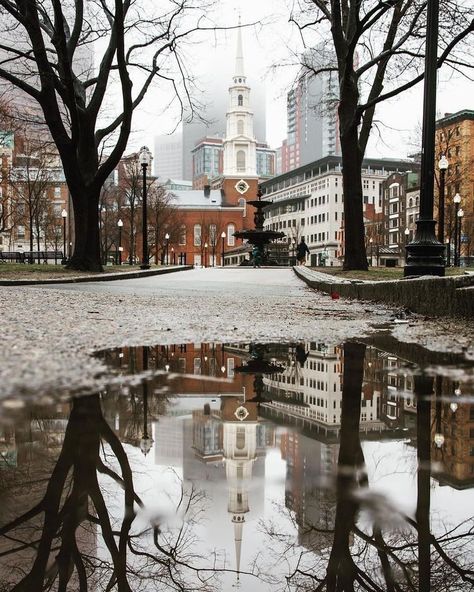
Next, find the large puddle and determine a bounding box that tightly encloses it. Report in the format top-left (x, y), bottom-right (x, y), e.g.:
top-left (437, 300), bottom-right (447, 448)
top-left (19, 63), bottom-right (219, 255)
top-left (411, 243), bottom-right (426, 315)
top-left (1, 339), bottom-right (474, 590)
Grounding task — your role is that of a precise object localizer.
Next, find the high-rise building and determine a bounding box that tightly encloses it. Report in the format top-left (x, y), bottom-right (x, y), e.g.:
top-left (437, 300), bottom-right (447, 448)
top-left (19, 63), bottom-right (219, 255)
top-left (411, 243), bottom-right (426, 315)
top-left (153, 133), bottom-right (183, 180)
top-left (279, 47), bottom-right (341, 174)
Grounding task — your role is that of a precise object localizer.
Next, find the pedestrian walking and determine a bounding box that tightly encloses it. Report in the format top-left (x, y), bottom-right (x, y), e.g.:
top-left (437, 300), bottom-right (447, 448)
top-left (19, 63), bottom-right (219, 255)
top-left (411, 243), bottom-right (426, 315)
top-left (296, 238), bottom-right (310, 265)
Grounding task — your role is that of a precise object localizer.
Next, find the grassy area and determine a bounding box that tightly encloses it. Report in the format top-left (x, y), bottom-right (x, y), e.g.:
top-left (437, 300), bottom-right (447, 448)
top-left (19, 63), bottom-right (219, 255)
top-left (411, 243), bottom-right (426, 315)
top-left (308, 266), bottom-right (474, 281)
top-left (0, 263), bottom-right (145, 280)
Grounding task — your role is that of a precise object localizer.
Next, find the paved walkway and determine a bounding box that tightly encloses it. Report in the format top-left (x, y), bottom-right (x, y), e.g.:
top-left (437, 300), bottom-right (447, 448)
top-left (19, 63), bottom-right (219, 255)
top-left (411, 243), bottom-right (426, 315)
top-left (1, 268), bottom-right (396, 399)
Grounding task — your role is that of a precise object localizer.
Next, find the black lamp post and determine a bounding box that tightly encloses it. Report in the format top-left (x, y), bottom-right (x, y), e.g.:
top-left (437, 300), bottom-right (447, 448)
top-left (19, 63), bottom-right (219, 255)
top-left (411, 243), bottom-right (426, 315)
top-left (171, 246), bottom-right (175, 265)
top-left (369, 237), bottom-right (373, 266)
top-left (221, 231), bottom-right (226, 267)
top-left (61, 209), bottom-right (67, 265)
top-left (117, 218), bottom-right (123, 265)
top-left (438, 155), bottom-right (448, 251)
top-left (457, 207), bottom-right (464, 267)
top-left (100, 206), bottom-right (107, 265)
top-left (165, 232), bottom-right (170, 265)
top-left (139, 146), bottom-right (152, 269)
top-left (453, 193), bottom-right (461, 266)
top-left (204, 242), bottom-right (208, 267)
top-left (404, 0), bottom-right (445, 277)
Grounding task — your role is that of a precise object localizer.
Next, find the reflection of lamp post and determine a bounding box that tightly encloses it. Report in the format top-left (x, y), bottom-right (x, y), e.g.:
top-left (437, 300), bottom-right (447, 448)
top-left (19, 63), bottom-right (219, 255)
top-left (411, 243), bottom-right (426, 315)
top-left (221, 231), bottom-right (226, 267)
top-left (457, 208), bottom-right (464, 268)
top-left (139, 146), bottom-right (152, 270)
top-left (140, 346), bottom-right (153, 456)
top-left (453, 193), bottom-right (461, 266)
top-left (117, 218), bottom-right (123, 265)
top-left (438, 155), bottom-right (448, 248)
top-left (61, 209), bottom-right (67, 264)
top-left (165, 232), bottom-right (170, 265)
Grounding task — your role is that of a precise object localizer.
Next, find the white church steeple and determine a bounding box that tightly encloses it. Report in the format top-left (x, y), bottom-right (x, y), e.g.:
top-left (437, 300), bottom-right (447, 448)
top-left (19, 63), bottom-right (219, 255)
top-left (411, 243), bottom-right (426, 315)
top-left (223, 21), bottom-right (257, 177)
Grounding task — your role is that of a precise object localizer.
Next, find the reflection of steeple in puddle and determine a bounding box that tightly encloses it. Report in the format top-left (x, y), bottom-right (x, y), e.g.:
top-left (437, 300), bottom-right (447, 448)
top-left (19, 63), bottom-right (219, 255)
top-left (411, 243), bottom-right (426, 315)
top-left (221, 396), bottom-right (259, 581)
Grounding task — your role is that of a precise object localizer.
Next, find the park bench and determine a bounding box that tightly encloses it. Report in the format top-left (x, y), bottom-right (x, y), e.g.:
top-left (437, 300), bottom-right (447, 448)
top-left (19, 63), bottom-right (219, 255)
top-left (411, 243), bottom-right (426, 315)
top-left (0, 251), bottom-right (64, 264)
top-left (0, 251), bottom-right (25, 263)
top-left (23, 251), bottom-right (64, 264)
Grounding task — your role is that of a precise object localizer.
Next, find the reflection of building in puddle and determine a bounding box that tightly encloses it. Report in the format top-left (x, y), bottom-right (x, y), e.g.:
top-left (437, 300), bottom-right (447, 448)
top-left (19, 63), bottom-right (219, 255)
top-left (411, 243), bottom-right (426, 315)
top-left (430, 380), bottom-right (474, 489)
top-left (281, 430), bottom-right (337, 553)
top-left (262, 344), bottom-right (417, 440)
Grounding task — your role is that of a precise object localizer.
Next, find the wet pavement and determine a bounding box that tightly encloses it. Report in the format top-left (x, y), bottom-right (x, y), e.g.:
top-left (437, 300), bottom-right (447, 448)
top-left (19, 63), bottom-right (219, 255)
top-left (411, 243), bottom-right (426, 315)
top-left (1, 339), bottom-right (473, 591)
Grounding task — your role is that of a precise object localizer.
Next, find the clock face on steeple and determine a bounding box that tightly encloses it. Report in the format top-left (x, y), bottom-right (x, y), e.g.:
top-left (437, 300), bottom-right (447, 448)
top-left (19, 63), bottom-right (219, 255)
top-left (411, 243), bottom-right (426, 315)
top-left (235, 179), bottom-right (249, 194)
top-left (234, 405), bottom-right (249, 421)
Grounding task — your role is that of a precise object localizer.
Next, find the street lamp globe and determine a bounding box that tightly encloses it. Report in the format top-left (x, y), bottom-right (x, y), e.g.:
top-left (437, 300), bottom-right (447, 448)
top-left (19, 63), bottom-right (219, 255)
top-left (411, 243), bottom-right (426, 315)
top-left (61, 209), bottom-right (67, 219)
top-left (139, 435), bottom-right (154, 456)
top-left (404, 228), bottom-right (410, 236)
top-left (438, 154), bottom-right (449, 170)
top-left (117, 218), bottom-right (123, 227)
top-left (453, 192), bottom-right (461, 204)
top-left (221, 231), bottom-right (226, 239)
top-left (138, 145), bottom-right (152, 167)
top-left (165, 232), bottom-right (170, 240)
top-left (433, 433), bottom-right (445, 448)
top-left (458, 208), bottom-right (464, 219)
top-left (450, 402), bottom-right (458, 413)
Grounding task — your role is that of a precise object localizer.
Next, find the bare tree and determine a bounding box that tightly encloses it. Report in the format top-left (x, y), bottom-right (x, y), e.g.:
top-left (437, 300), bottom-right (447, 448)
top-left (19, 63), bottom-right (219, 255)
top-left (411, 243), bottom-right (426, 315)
top-left (148, 185), bottom-right (183, 264)
top-left (289, 1), bottom-right (474, 270)
top-left (0, 0), bottom-right (219, 271)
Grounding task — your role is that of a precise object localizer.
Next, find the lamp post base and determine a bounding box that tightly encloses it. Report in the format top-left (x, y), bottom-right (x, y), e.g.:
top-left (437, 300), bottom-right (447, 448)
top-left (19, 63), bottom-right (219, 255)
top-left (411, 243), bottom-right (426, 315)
top-left (404, 220), bottom-right (445, 277)
top-left (140, 263), bottom-right (150, 270)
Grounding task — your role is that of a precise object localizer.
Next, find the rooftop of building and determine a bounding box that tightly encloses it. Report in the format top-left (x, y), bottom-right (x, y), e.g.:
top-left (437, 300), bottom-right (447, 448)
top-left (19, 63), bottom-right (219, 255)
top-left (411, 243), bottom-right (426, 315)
top-left (260, 154), bottom-right (416, 193)
top-left (171, 188), bottom-right (223, 207)
top-left (436, 109), bottom-right (474, 127)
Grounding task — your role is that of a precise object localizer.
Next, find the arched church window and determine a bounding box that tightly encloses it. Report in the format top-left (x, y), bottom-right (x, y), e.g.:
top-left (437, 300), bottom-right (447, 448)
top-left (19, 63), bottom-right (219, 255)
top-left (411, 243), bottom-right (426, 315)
top-left (194, 224), bottom-right (201, 246)
top-left (237, 120), bottom-right (244, 135)
top-left (238, 94), bottom-right (243, 106)
top-left (179, 225), bottom-right (186, 245)
top-left (238, 197), bottom-right (246, 217)
top-left (227, 224), bottom-right (235, 246)
top-left (236, 150), bottom-right (246, 172)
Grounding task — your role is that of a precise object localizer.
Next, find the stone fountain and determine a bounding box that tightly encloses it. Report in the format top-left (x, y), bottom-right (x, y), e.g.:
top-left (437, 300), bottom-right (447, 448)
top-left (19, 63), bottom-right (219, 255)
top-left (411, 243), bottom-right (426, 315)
top-left (234, 186), bottom-right (285, 266)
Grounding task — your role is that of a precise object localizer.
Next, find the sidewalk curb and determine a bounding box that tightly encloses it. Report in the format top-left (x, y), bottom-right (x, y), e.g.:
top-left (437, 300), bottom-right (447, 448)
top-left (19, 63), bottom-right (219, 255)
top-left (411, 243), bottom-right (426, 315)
top-left (293, 266), bottom-right (474, 319)
top-left (0, 265), bottom-right (193, 286)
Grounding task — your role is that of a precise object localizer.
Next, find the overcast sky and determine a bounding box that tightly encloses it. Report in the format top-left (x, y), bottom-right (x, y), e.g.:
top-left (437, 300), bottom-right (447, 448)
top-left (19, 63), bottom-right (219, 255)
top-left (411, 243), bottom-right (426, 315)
top-left (129, 0), bottom-right (474, 160)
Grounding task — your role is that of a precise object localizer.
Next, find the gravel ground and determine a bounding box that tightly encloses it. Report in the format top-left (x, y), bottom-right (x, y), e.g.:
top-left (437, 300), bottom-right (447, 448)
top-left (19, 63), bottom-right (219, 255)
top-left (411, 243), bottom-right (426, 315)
top-left (1, 268), bottom-right (473, 400)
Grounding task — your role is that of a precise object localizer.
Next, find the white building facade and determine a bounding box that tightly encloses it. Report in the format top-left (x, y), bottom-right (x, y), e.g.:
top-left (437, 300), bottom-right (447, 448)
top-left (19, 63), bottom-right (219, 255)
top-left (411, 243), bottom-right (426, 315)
top-left (261, 156), bottom-right (415, 267)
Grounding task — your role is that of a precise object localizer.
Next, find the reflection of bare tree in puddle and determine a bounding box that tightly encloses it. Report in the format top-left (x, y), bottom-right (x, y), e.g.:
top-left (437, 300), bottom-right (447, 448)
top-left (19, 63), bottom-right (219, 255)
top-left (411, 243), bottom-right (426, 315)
top-left (0, 394), bottom-right (220, 591)
top-left (262, 342), bottom-right (474, 591)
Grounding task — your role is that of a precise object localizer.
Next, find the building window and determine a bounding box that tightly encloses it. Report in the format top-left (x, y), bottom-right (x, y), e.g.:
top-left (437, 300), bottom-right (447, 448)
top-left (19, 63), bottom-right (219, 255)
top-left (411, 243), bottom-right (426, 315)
top-left (238, 94), bottom-right (243, 106)
top-left (227, 224), bottom-right (235, 246)
top-left (236, 427), bottom-right (246, 450)
top-left (238, 197), bottom-right (246, 216)
top-left (237, 120), bottom-right (244, 135)
top-left (179, 225), bottom-right (186, 245)
top-left (194, 224), bottom-right (201, 246)
top-left (236, 150), bottom-right (246, 172)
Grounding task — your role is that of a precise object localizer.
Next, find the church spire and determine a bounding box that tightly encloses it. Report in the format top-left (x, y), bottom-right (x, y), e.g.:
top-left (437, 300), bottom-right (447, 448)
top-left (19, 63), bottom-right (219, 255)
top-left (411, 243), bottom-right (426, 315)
top-left (234, 17), bottom-right (245, 81)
